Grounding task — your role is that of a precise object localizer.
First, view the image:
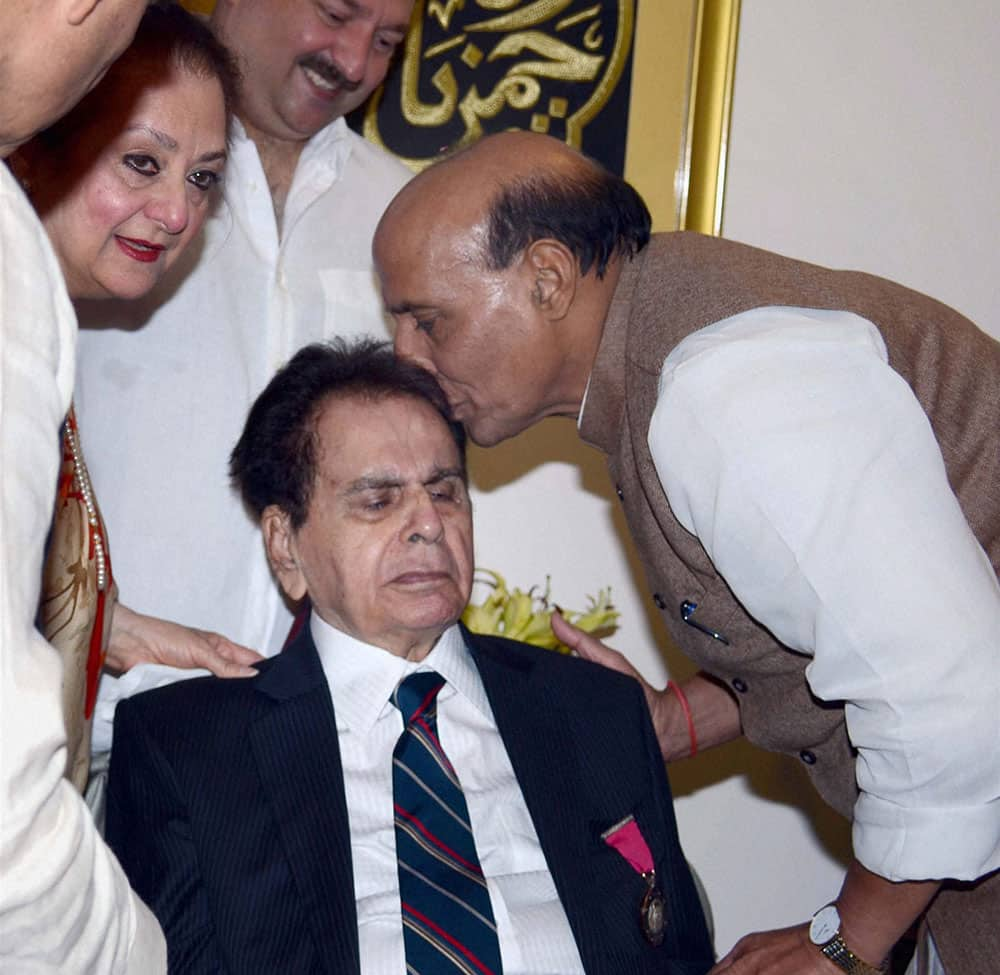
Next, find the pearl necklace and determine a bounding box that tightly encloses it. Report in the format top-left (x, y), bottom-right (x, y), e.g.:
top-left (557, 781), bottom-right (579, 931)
top-left (65, 408), bottom-right (108, 593)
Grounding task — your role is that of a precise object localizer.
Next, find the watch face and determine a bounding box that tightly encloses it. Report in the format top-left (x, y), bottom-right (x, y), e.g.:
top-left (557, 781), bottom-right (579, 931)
top-left (809, 904), bottom-right (841, 945)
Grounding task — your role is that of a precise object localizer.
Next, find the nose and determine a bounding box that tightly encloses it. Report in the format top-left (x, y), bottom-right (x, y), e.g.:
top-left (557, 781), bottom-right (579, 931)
top-left (404, 491), bottom-right (444, 545)
top-left (329, 21), bottom-right (373, 85)
top-left (145, 180), bottom-right (190, 236)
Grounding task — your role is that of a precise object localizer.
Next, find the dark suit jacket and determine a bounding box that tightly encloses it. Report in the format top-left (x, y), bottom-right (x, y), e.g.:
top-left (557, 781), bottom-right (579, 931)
top-left (107, 624), bottom-right (713, 974)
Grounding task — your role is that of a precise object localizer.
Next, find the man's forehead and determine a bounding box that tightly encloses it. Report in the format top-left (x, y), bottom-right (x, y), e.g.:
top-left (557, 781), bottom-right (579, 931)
top-left (331, 0), bottom-right (414, 26)
top-left (314, 394), bottom-right (458, 465)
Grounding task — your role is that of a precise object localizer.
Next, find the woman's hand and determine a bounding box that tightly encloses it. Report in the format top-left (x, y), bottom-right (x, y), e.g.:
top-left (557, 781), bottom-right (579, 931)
top-left (106, 602), bottom-right (263, 677)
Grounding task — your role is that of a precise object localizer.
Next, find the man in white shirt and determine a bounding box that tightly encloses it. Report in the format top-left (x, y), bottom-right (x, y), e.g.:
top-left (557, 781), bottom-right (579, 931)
top-left (74, 0), bottom-right (414, 747)
top-left (373, 132), bottom-right (1000, 975)
top-left (105, 339), bottom-right (714, 975)
top-left (1, 1), bottom-right (167, 971)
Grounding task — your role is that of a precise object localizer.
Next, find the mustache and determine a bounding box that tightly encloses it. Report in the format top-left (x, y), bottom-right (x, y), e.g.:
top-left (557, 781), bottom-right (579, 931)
top-left (298, 53), bottom-right (361, 92)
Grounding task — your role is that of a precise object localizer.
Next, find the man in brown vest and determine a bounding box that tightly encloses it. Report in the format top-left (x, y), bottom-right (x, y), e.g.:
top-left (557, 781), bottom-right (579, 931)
top-left (373, 132), bottom-right (1000, 975)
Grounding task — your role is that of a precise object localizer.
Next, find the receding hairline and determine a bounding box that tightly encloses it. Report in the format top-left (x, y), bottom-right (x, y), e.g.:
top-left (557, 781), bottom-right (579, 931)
top-left (380, 133), bottom-right (605, 235)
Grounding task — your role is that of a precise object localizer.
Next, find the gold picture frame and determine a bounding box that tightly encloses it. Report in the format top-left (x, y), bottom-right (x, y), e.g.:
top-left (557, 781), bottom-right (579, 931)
top-left (361, 1), bottom-right (740, 236)
top-left (626, 0), bottom-right (741, 234)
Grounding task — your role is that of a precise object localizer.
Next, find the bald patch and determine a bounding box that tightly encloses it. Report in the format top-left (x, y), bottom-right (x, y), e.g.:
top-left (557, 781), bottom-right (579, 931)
top-left (382, 133), bottom-right (594, 229)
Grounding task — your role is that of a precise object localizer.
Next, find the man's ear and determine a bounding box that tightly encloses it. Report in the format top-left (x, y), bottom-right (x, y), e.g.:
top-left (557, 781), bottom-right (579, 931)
top-left (65, 0), bottom-right (102, 27)
top-left (262, 505), bottom-right (308, 603)
top-left (524, 238), bottom-right (577, 320)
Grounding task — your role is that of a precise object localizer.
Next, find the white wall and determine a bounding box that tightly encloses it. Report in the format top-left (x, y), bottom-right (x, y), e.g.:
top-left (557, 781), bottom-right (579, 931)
top-left (468, 0), bottom-right (999, 958)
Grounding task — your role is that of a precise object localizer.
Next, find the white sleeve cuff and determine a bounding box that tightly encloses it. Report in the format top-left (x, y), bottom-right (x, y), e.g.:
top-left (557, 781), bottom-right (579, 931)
top-left (853, 793), bottom-right (1000, 882)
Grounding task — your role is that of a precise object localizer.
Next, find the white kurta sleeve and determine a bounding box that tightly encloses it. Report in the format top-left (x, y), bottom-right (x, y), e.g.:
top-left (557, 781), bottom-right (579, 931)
top-left (647, 305), bottom-right (1000, 882)
top-left (0, 167), bottom-right (166, 973)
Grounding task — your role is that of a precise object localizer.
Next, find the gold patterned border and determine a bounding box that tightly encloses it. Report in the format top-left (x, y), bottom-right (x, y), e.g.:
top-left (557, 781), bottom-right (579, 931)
top-left (362, 2), bottom-right (638, 174)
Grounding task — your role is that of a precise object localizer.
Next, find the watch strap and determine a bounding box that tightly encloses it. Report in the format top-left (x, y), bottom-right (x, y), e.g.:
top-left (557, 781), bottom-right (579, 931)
top-left (820, 934), bottom-right (887, 975)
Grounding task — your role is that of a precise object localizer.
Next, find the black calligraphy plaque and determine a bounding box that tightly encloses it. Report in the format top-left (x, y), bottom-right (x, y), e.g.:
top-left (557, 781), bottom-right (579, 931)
top-left (352, 0), bottom-right (637, 175)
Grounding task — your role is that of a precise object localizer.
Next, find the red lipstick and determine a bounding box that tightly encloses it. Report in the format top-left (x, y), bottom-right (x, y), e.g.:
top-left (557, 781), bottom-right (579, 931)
top-left (115, 236), bottom-right (164, 263)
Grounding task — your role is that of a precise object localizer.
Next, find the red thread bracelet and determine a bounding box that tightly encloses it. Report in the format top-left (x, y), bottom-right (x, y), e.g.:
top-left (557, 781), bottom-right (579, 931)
top-left (667, 680), bottom-right (698, 758)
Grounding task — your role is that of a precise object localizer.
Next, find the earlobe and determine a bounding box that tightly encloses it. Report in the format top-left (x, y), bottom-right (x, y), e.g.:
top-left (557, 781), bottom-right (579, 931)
top-left (262, 506), bottom-right (308, 602)
top-left (525, 239), bottom-right (577, 320)
top-left (65, 0), bottom-right (102, 27)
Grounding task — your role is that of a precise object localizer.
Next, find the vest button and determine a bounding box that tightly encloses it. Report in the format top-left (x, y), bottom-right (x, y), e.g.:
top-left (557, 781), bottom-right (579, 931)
top-left (616, 485), bottom-right (625, 501)
top-left (731, 677), bottom-right (748, 693)
top-left (653, 593), bottom-right (666, 609)
top-left (799, 749), bottom-right (817, 765)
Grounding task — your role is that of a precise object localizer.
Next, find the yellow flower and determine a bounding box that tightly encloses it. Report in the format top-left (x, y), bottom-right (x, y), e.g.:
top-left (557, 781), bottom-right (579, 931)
top-left (461, 569), bottom-right (619, 653)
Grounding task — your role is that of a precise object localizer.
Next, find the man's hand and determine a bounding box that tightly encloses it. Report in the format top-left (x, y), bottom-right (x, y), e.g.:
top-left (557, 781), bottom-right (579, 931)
top-left (550, 613), bottom-right (742, 761)
top-left (106, 602), bottom-right (263, 677)
top-left (710, 861), bottom-right (939, 974)
top-left (710, 924), bottom-right (840, 974)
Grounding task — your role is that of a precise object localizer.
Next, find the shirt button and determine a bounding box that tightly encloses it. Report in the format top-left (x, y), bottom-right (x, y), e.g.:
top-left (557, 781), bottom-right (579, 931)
top-left (799, 749), bottom-right (817, 765)
top-left (615, 485), bottom-right (625, 501)
top-left (653, 593), bottom-right (666, 610)
top-left (731, 677), bottom-right (748, 693)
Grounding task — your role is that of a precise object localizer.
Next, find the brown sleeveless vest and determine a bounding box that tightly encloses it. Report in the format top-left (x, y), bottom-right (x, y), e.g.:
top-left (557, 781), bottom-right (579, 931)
top-left (579, 232), bottom-right (1000, 974)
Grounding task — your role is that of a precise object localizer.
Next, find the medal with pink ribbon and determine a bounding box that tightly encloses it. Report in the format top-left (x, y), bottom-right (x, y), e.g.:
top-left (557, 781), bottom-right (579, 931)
top-left (602, 814), bottom-right (667, 945)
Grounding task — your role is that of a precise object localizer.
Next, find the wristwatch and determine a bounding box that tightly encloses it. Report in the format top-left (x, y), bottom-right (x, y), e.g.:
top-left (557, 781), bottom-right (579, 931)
top-left (809, 903), bottom-right (887, 974)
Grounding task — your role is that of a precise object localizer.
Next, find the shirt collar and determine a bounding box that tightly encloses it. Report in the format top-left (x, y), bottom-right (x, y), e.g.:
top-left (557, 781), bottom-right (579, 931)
top-left (295, 116), bottom-right (352, 178)
top-left (225, 116), bottom-right (352, 197)
top-left (310, 616), bottom-right (492, 735)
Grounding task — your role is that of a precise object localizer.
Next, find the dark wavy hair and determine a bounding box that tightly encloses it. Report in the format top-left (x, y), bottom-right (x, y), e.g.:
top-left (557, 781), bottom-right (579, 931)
top-left (482, 162), bottom-right (651, 278)
top-left (230, 338), bottom-right (467, 529)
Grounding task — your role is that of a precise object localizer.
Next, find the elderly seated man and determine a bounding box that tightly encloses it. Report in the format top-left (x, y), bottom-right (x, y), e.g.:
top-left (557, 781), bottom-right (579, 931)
top-left (105, 338), bottom-right (713, 975)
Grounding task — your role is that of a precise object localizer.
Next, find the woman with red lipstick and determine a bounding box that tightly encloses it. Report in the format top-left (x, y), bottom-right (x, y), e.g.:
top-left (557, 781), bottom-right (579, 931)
top-left (11, 2), bottom-right (262, 797)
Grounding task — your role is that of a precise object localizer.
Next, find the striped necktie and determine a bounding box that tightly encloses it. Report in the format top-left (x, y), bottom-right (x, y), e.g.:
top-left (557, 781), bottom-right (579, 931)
top-left (391, 670), bottom-right (503, 975)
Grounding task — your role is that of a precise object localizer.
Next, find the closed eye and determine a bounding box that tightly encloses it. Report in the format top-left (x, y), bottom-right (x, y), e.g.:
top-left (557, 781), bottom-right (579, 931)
top-left (428, 477), bottom-right (466, 505)
top-left (374, 31), bottom-right (404, 56)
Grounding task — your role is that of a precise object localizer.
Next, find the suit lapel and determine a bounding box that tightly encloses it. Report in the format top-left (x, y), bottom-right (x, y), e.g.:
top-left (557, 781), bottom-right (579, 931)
top-left (465, 631), bottom-right (610, 947)
top-left (249, 627), bottom-right (360, 975)
top-left (466, 628), bottom-right (670, 973)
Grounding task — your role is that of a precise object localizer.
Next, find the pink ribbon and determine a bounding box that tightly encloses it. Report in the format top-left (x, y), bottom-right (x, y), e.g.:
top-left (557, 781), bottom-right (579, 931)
top-left (601, 815), bottom-right (654, 875)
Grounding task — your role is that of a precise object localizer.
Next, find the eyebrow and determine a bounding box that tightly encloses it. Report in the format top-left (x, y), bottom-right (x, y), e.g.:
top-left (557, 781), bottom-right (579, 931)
top-left (386, 301), bottom-right (422, 315)
top-left (339, 0), bottom-right (409, 37)
top-left (127, 124), bottom-right (178, 151)
top-left (125, 124), bottom-right (227, 164)
top-left (381, 20), bottom-right (410, 37)
top-left (343, 467), bottom-right (465, 495)
top-left (425, 467), bottom-right (465, 485)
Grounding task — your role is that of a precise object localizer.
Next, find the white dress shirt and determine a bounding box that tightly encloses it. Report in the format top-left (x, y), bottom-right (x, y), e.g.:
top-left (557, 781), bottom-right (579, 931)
top-left (0, 165), bottom-right (165, 972)
top-left (311, 616), bottom-right (585, 975)
top-left (648, 305), bottom-right (1000, 882)
top-left (74, 118), bottom-right (410, 750)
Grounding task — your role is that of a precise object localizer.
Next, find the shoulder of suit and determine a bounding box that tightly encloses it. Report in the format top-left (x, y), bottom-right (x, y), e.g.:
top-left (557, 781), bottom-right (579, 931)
top-left (470, 631), bottom-right (645, 699)
top-left (124, 660), bottom-right (274, 718)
